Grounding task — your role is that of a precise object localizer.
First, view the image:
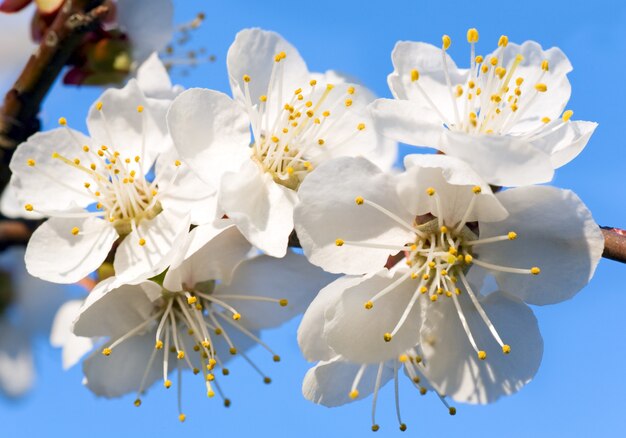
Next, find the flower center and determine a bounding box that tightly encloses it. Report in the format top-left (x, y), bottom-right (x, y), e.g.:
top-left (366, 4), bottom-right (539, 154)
top-left (336, 185), bottom-right (541, 361)
top-left (99, 280), bottom-right (289, 421)
top-left (240, 53), bottom-right (366, 190)
top-left (407, 28), bottom-right (573, 136)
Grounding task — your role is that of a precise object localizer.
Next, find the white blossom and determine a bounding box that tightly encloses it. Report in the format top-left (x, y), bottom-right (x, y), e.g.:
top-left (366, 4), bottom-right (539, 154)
top-left (370, 29), bottom-right (597, 186)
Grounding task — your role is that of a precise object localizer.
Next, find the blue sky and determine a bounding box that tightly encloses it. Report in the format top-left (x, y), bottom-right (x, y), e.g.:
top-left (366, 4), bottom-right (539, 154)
top-left (2, 0), bottom-right (626, 436)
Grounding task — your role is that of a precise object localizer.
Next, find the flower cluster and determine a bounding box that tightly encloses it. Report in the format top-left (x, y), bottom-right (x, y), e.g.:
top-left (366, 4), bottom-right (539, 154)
top-left (2, 25), bottom-right (604, 431)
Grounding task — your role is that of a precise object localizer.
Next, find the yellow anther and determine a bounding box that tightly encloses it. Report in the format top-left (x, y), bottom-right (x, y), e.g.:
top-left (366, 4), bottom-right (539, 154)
top-left (498, 35), bottom-right (509, 47)
top-left (273, 355), bottom-right (281, 362)
top-left (491, 94), bottom-right (502, 103)
top-left (123, 178), bottom-right (129, 184)
top-left (90, 163), bottom-right (97, 170)
top-left (58, 117), bottom-right (67, 126)
top-left (309, 79), bottom-right (317, 86)
top-left (455, 288), bottom-right (461, 295)
top-left (419, 286), bottom-right (428, 294)
top-left (207, 390), bottom-right (215, 398)
top-left (274, 51), bottom-right (286, 62)
top-left (412, 376), bottom-right (421, 384)
top-left (71, 227), bottom-right (80, 236)
top-left (400, 423), bottom-right (407, 431)
top-left (446, 291), bottom-right (453, 297)
top-left (178, 414), bottom-right (186, 422)
top-left (97, 150), bottom-right (104, 157)
top-left (422, 274), bottom-right (430, 281)
top-left (466, 28), bottom-right (479, 43)
top-left (419, 387), bottom-right (427, 395)
top-left (562, 110), bottom-right (574, 122)
top-left (187, 296), bottom-right (197, 305)
top-left (448, 247), bottom-right (458, 255)
top-left (442, 34), bottom-right (451, 50)
top-left (542, 117), bottom-right (551, 124)
top-left (207, 358), bottom-right (217, 369)
top-left (214, 328), bottom-right (222, 335)
top-left (398, 354), bottom-right (408, 363)
top-left (347, 86), bottom-right (355, 95)
top-left (294, 88), bottom-right (303, 95)
top-left (96, 102), bottom-right (103, 111)
top-left (344, 98), bottom-right (353, 107)
top-left (206, 373), bottom-right (215, 381)
top-left (138, 238), bottom-right (146, 246)
top-left (410, 68), bottom-right (419, 82)
top-left (229, 347), bottom-right (237, 355)
top-left (430, 295), bottom-right (438, 302)
top-left (306, 110), bottom-right (314, 118)
top-left (472, 185), bottom-right (482, 194)
top-left (258, 95), bottom-right (267, 103)
top-left (455, 85), bottom-right (463, 97)
top-left (541, 59), bottom-right (549, 71)
top-left (502, 344), bottom-right (511, 354)
top-left (357, 123), bottom-right (366, 131)
top-left (428, 261), bottom-right (436, 269)
top-left (151, 189), bottom-right (158, 196)
top-left (464, 254), bottom-right (473, 264)
top-left (222, 368), bottom-right (230, 376)
top-left (383, 333), bottom-right (393, 342)
top-left (489, 57), bottom-right (498, 67)
top-left (136, 105), bottom-right (144, 113)
top-left (481, 64), bottom-right (489, 74)
top-left (349, 389), bottom-right (359, 399)
top-left (286, 167), bottom-right (294, 175)
top-left (426, 187), bottom-right (436, 196)
top-left (372, 425), bottom-right (380, 432)
top-left (232, 313), bottom-right (241, 321)
top-left (449, 407), bottom-right (457, 416)
top-left (477, 350), bottom-right (488, 360)
top-left (304, 161), bottom-right (312, 170)
top-left (534, 83), bottom-right (548, 92)
top-left (154, 339), bottom-right (163, 350)
top-left (134, 399), bottom-right (141, 407)
top-left (495, 67), bottom-right (506, 79)
top-left (326, 83), bottom-right (335, 90)
top-left (355, 196), bottom-right (364, 205)
top-left (24, 204), bottom-right (33, 212)
top-left (468, 81), bottom-right (476, 90)
top-left (27, 158), bottom-right (35, 166)
top-left (508, 231), bottom-right (517, 240)
top-left (414, 355), bottom-right (422, 363)
top-left (96, 203), bottom-right (102, 210)
top-left (263, 377), bottom-right (272, 384)
top-left (440, 226), bottom-right (448, 233)
top-left (102, 347), bottom-right (112, 356)
top-left (335, 239), bottom-right (345, 247)
top-left (174, 160), bottom-right (181, 167)
top-left (475, 55), bottom-right (484, 64)
top-left (164, 380), bottom-right (172, 388)
top-left (531, 267), bottom-right (541, 275)
top-left (177, 351), bottom-right (185, 360)
top-left (243, 74), bottom-right (251, 82)
top-left (364, 301), bottom-right (374, 310)
top-left (271, 136), bottom-right (280, 143)
top-left (322, 110), bottom-right (330, 117)
top-left (305, 101), bottom-right (313, 108)
top-left (440, 269), bottom-right (448, 276)
top-left (279, 299), bottom-right (288, 307)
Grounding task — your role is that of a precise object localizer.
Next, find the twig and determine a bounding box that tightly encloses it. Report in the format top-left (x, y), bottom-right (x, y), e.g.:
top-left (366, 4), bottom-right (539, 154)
top-left (601, 227), bottom-right (626, 264)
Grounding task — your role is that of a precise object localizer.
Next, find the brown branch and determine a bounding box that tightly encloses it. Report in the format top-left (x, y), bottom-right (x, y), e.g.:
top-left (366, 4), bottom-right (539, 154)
top-left (601, 227), bottom-right (626, 263)
top-left (0, 0), bottom-right (107, 190)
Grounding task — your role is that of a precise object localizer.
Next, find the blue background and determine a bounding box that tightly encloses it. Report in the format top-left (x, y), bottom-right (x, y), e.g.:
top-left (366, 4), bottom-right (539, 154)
top-left (2, 0), bottom-right (626, 436)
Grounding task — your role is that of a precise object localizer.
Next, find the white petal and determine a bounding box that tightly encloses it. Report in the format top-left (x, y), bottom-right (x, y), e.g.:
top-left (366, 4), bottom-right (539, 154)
top-left (163, 222), bottom-right (252, 291)
top-left (295, 156), bottom-right (414, 275)
top-left (116, 0), bottom-right (173, 64)
top-left (136, 52), bottom-right (175, 99)
top-left (388, 41), bottom-right (468, 121)
top-left (325, 270), bottom-right (423, 364)
top-left (0, 177), bottom-right (44, 219)
top-left (50, 300), bottom-right (94, 369)
top-left (477, 186), bottom-right (604, 305)
top-left (302, 356), bottom-right (393, 407)
top-left (83, 329), bottom-right (162, 398)
top-left (439, 130), bottom-right (555, 186)
top-left (219, 160), bottom-right (296, 257)
top-left (298, 275), bottom-right (368, 362)
top-left (214, 252), bottom-right (337, 331)
top-left (398, 154), bottom-right (508, 225)
top-left (529, 121), bottom-right (597, 169)
top-left (25, 217), bottom-right (117, 283)
top-left (72, 279), bottom-right (161, 338)
top-left (227, 28), bottom-right (309, 106)
top-left (9, 128), bottom-right (96, 211)
top-left (369, 98), bottom-right (443, 148)
top-left (113, 209), bottom-right (191, 284)
top-left (421, 291), bottom-right (543, 404)
top-left (498, 41), bottom-right (572, 129)
top-left (87, 79), bottom-right (167, 166)
top-left (167, 88), bottom-right (251, 188)
top-left (155, 147), bottom-right (219, 225)
top-left (0, 322), bottom-right (34, 397)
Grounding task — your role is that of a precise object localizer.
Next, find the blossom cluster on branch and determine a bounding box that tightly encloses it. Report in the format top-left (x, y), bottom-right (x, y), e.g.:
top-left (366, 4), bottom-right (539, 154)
top-left (0, 4), bottom-right (608, 432)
